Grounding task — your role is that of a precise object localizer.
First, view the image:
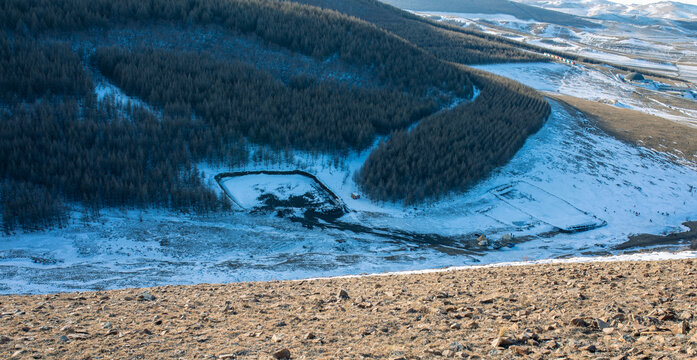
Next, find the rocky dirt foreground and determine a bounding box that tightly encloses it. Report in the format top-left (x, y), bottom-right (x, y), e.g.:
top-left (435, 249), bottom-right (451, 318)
top-left (1, 259), bottom-right (697, 359)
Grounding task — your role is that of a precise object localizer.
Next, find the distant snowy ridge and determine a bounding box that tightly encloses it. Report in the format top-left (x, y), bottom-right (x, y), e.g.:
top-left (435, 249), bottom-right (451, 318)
top-left (514, 0), bottom-right (697, 20)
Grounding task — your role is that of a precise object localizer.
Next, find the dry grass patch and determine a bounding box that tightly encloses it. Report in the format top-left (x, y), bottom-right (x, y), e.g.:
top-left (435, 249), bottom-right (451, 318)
top-left (547, 93), bottom-right (697, 164)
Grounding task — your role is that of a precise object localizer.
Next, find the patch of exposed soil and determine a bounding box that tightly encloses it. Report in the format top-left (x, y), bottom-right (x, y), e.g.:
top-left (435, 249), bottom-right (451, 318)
top-left (547, 93), bottom-right (697, 164)
top-left (1, 258), bottom-right (696, 359)
top-left (615, 222), bottom-right (697, 251)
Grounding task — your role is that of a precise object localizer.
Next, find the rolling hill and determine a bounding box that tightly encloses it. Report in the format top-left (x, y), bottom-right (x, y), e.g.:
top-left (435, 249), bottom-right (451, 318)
top-left (0, 0), bottom-right (549, 231)
top-left (380, 0), bottom-right (600, 28)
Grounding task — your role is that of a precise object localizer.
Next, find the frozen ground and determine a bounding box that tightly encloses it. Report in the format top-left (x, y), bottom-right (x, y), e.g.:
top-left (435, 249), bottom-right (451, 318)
top-left (473, 62), bottom-right (697, 127)
top-left (428, 11), bottom-right (697, 83)
top-left (221, 174), bottom-right (322, 210)
top-left (2, 101), bottom-right (696, 294)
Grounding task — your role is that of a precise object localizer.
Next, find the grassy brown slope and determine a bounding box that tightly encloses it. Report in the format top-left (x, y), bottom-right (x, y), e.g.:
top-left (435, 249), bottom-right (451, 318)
top-left (1, 259), bottom-right (696, 359)
top-left (548, 94), bottom-right (697, 164)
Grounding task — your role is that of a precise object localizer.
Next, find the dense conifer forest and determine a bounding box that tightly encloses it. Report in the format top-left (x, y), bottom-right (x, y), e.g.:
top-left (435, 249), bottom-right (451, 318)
top-left (0, 36), bottom-right (93, 102)
top-left (357, 70), bottom-right (551, 204)
top-left (94, 47), bottom-right (438, 152)
top-left (0, 0), bottom-right (551, 231)
top-left (290, 0), bottom-right (546, 65)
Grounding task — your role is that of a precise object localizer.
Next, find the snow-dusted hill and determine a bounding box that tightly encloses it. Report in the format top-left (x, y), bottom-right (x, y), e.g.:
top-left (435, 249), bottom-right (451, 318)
top-left (3, 96), bottom-right (696, 294)
top-left (516, 0), bottom-right (697, 20)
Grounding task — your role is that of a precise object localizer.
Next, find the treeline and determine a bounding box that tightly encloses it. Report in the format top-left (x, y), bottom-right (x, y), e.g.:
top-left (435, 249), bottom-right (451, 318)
top-left (1, 181), bottom-right (68, 233)
top-left (357, 71), bottom-right (551, 204)
top-left (95, 47), bottom-right (436, 152)
top-left (0, 35), bottom-right (93, 102)
top-left (289, 0), bottom-right (545, 64)
top-left (0, 0), bottom-right (555, 226)
top-left (0, 96), bottom-right (241, 233)
top-left (0, 0), bottom-right (473, 98)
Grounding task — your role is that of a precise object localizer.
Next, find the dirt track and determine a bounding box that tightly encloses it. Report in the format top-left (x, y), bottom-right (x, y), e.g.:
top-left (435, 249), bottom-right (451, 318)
top-left (1, 258), bottom-right (696, 359)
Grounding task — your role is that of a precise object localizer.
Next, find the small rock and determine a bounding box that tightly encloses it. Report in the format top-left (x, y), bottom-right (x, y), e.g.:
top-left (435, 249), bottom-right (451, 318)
top-left (67, 333), bottom-right (88, 340)
top-left (450, 323), bottom-right (461, 330)
top-left (138, 292), bottom-right (156, 301)
top-left (39, 326), bottom-right (51, 331)
top-left (271, 334), bottom-right (284, 342)
top-left (571, 318), bottom-right (589, 327)
top-left (0, 336), bottom-right (11, 344)
top-left (673, 321), bottom-right (690, 335)
top-left (678, 311), bottom-right (693, 321)
top-left (218, 354), bottom-right (236, 359)
top-left (542, 341), bottom-right (558, 350)
top-left (449, 342), bottom-right (465, 352)
top-left (596, 319), bottom-right (611, 330)
top-left (582, 344), bottom-right (598, 353)
top-left (194, 335), bottom-right (209, 343)
top-left (103, 322), bottom-right (112, 329)
top-left (60, 326), bottom-right (74, 334)
top-left (620, 334), bottom-right (635, 343)
top-left (58, 335), bottom-right (69, 343)
top-left (32, 355), bottom-right (42, 359)
top-left (223, 301), bottom-right (236, 314)
top-left (492, 337), bottom-right (515, 348)
top-left (337, 290), bottom-right (350, 300)
top-left (442, 349), bottom-right (454, 357)
top-left (602, 327), bottom-right (615, 334)
top-left (303, 332), bottom-right (316, 340)
top-left (518, 329), bottom-right (538, 341)
top-left (272, 348), bottom-right (291, 359)
top-left (510, 346), bottom-right (531, 355)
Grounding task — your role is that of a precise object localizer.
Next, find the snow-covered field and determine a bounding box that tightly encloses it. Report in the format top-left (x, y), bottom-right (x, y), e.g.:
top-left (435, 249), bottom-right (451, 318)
top-left (429, 11), bottom-right (697, 82)
top-left (473, 62), bottom-right (697, 127)
top-left (221, 174), bottom-right (323, 210)
top-left (2, 100), bottom-right (696, 294)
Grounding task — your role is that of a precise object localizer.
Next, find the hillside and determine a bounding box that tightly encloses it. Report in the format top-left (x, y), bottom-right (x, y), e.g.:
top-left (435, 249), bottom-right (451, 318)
top-left (517, 0), bottom-right (697, 21)
top-left (0, 0), bottom-right (551, 231)
top-left (381, 0), bottom-right (599, 28)
top-left (1, 257), bottom-right (695, 359)
top-left (290, 0), bottom-right (545, 64)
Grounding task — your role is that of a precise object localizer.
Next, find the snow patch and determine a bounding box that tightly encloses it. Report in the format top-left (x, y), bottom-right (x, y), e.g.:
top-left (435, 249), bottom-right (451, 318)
top-left (221, 174), bottom-right (320, 210)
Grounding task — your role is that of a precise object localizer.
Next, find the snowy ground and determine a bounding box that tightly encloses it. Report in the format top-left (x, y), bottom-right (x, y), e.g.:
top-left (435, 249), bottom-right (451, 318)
top-left (221, 174), bottom-right (324, 210)
top-left (472, 62), bottom-right (697, 127)
top-left (426, 11), bottom-right (697, 82)
top-left (2, 101), bottom-right (696, 294)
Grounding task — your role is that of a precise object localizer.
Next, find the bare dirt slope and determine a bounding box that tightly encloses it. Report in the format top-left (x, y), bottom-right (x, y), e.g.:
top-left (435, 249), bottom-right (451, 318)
top-left (547, 93), bottom-right (697, 164)
top-left (1, 258), bottom-right (696, 359)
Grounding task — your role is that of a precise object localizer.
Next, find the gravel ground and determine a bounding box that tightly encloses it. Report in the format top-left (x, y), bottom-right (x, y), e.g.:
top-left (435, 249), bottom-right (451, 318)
top-left (1, 258), bottom-right (696, 359)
